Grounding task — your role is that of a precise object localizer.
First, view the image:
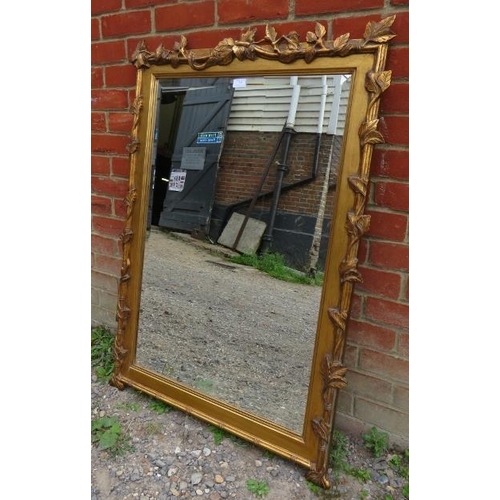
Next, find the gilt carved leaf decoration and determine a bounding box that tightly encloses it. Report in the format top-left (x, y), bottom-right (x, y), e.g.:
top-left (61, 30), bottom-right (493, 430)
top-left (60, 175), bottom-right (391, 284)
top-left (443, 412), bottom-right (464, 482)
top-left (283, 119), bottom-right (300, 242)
top-left (130, 17), bottom-right (395, 70)
top-left (363, 15), bottom-right (397, 43)
top-left (113, 14), bottom-right (396, 491)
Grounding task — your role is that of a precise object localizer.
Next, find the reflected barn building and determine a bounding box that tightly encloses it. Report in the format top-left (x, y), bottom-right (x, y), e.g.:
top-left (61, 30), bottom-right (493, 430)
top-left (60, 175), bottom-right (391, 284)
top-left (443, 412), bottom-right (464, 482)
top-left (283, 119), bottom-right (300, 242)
top-left (153, 75), bottom-right (351, 271)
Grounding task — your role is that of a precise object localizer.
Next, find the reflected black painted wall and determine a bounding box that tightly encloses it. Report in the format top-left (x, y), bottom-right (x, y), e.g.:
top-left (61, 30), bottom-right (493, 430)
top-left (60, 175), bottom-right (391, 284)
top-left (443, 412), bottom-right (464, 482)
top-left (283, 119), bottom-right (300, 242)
top-left (210, 206), bottom-right (332, 271)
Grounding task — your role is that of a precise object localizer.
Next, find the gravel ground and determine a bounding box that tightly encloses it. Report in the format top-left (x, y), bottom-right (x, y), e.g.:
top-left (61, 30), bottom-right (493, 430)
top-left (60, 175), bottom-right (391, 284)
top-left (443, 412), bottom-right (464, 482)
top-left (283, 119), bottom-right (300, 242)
top-left (91, 228), bottom-right (408, 499)
top-left (91, 372), bottom-right (408, 500)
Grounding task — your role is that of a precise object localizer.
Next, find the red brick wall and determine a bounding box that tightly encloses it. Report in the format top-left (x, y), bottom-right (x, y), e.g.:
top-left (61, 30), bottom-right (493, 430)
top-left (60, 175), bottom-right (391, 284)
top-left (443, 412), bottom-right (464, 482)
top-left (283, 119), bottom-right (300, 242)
top-left (91, 0), bottom-right (409, 447)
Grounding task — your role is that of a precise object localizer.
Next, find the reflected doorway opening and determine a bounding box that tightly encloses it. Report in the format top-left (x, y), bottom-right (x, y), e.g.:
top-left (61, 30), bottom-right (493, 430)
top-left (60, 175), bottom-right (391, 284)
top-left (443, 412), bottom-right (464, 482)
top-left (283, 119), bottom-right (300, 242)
top-left (149, 89), bottom-right (182, 228)
top-left (149, 78), bottom-right (235, 237)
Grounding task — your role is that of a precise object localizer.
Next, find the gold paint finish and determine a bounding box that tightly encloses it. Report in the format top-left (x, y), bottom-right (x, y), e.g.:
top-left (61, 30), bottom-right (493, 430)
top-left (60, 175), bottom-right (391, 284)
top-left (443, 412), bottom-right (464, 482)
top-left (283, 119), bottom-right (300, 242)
top-left (111, 17), bottom-right (395, 488)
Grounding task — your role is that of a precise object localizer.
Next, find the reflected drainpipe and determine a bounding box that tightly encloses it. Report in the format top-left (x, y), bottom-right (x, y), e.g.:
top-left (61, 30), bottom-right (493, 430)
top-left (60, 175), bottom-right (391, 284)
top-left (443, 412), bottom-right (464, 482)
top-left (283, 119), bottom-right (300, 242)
top-left (260, 77), bottom-right (300, 254)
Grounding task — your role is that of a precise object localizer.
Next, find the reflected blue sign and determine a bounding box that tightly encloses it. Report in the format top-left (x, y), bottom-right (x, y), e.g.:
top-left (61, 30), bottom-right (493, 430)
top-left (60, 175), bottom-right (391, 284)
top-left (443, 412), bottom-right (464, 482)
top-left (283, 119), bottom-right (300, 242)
top-left (197, 131), bottom-right (223, 144)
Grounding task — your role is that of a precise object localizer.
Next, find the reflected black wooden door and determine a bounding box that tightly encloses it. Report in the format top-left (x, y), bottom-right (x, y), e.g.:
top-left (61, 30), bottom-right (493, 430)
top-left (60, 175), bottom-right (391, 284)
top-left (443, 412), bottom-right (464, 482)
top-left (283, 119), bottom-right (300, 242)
top-left (158, 79), bottom-right (234, 236)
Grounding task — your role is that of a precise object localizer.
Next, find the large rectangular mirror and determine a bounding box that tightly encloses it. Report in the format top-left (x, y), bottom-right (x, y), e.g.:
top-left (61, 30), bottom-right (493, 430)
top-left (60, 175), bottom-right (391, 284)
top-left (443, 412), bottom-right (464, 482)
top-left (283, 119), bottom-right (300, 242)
top-left (111, 17), bottom-right (395, 488)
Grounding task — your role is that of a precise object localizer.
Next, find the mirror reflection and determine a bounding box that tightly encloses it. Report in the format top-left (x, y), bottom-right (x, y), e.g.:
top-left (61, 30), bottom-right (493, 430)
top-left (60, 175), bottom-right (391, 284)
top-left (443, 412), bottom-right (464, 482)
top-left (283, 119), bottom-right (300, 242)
top-left (137, 229), bottom-right (321, 432)
top-left (136, 74), bottom-right (351, 434)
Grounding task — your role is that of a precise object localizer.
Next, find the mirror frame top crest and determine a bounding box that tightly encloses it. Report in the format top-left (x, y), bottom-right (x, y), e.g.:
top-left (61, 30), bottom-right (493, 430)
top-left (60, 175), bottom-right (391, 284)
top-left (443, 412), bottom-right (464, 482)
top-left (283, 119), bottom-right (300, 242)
top-left (111, 15), bottom-right (395, 488)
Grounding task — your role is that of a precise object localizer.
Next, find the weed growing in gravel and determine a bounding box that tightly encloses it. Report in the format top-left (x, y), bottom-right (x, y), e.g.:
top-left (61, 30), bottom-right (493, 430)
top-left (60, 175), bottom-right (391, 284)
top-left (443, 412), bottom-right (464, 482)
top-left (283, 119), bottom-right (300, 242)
top-left (116, 402), bottom-right (141, 412)
top-left (349, 467), bottom-right (371, 483)
top-left (208, 424), bottom-right (250, 447)
top-left (402, 483), bottom-right (409, 498)
top-left (91, 326), bottom-right (115, 382)
top-left (359, 489), bottom-right (369, 499)
top-left (329, 429), bottom-right (350, 479)
top-left (208, 425), bottom-right (228, 445)
top-left (389, 449), bottom-right (409, 498)
top-left (362, 426), bottom-right (389, 458)
top-left (228, 252), bottom-right (323, 286)
top-left (329, 430), bottom-right (380, 485)
top-left (148, 399), bottom-right (172, 414)
top-left (306, 480), bottom-right (322, 495)
top-left (246, 479), bottom-right (269, 497)
top-left (91, 416), bottom-right (133, 457)
top-left (389, 449), bottom-right (409, 480)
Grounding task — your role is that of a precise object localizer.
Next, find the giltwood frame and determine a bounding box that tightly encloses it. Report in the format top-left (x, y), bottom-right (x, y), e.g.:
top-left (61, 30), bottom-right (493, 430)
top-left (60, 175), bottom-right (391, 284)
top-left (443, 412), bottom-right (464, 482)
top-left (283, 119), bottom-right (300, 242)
top-left (111, 16), bottom-right (395, 488)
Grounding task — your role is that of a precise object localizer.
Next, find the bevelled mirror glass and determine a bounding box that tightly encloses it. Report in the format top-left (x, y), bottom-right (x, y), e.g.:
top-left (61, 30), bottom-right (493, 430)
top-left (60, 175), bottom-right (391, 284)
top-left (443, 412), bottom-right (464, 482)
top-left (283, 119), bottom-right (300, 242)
top-left (111, 16), bottom-right (395, 488)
